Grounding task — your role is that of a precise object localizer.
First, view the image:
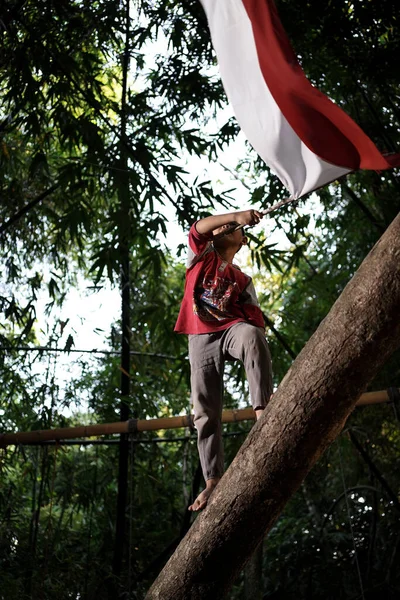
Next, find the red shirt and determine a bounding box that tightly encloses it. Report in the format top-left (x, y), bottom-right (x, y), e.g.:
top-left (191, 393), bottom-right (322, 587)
top-left (174, 223), bottom-right (265, 334)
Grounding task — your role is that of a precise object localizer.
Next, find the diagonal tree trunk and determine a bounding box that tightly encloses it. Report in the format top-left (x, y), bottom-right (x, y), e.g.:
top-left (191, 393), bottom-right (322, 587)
top-left (146, 211), bottom-right (400, 600)
top-left (244, 541), bottom-right (263, 600)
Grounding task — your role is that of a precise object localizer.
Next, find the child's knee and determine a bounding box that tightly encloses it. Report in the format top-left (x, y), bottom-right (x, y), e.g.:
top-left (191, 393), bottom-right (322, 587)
top-left (194, 407), bottom-right (220, 436)
top-left (240, 326), bottom-right (269, 359)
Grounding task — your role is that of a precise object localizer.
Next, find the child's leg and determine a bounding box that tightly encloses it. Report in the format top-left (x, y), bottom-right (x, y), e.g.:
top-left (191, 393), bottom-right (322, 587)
top-left (188, 333), bottom-right (225, 510)
top-left (222, 322), bottom-right (273, 410)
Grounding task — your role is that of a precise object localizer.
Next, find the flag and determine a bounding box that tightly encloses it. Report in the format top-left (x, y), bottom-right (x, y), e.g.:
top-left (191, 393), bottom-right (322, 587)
top-left (199, 0), bottom-right (400, 199)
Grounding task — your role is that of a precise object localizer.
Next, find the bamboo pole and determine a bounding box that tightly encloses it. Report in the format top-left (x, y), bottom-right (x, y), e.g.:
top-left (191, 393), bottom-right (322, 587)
top-left (0, 389), bottom-right (396, 448)
top-left (354, 390), bottom-right (389, 406)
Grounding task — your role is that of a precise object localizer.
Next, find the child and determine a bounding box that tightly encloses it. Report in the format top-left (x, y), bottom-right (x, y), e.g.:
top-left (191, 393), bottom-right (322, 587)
top-left (174, 210), bottom-right (273, 511)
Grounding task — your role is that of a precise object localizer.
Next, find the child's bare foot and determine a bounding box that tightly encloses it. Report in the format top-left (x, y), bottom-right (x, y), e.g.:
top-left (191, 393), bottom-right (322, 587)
top-left (255, 408), bottom-right (265, 420)
top-left (255, 397), bottom-right (273, 421)
top-left (188, 478), bottom-right (220, 511)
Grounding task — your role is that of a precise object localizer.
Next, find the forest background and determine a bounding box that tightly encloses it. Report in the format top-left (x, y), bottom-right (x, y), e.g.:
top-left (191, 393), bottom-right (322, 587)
top-left (1, 0), bottom-right (399, 599)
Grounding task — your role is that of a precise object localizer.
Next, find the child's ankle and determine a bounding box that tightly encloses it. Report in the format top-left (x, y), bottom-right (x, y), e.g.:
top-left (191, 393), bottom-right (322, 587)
top-left (206, 477), bottom-right (220, 489)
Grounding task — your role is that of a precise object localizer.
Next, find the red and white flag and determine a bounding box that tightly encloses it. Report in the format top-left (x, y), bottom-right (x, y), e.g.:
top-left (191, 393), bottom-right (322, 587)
top-left (199, 0), bottom-right (400, 199)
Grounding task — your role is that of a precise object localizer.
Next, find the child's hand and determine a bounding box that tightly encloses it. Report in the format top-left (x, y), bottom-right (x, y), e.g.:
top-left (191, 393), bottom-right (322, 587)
top-left (234, 210), bottom-right (264, 227)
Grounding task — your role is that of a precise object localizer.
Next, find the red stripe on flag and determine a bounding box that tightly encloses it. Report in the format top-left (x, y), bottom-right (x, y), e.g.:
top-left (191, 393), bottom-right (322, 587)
top-left (242, 0), bottom-right (400, 170)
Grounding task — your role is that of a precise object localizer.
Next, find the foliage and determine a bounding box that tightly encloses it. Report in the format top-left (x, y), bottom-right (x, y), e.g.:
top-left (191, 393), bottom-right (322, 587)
top-left (0, 0), bottom-right (400, 599)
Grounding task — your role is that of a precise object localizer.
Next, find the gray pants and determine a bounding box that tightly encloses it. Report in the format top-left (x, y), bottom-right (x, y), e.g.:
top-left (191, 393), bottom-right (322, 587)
top-left (189, 322), bottom-right (273, 481)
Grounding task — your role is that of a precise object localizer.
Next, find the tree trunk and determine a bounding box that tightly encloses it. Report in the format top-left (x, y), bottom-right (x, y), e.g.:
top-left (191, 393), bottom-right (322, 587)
top-left (113, 0), bottom-right (132, 583)
top-left (244, 542), bottom-right (263, 600)
top-left (146, 212), bottom-right (400, 600)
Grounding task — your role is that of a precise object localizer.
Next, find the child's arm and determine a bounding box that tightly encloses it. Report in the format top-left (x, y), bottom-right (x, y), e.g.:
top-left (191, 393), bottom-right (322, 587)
top-left (196, 210), bottom-right (263, 236)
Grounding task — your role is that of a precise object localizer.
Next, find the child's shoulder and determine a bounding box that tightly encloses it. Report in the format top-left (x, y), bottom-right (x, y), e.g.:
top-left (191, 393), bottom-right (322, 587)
top-left (187, 240), bottom-right (215, 270)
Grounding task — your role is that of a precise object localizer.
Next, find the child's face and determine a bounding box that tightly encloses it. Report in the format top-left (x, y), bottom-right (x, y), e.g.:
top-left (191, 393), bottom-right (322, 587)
top-left (213, 225), bottom-right (247, 251)
top-left (212, 223), bottom-right (238, 237)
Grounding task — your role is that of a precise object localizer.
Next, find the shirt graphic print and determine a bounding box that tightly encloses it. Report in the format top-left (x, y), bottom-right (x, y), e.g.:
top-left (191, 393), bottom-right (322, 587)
top-left (194, 271), bottom-right (239, 321)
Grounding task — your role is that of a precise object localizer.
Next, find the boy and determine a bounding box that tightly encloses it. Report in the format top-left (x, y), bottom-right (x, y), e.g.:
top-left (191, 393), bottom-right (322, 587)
top-left (174, 210), bottom-right (273, 511)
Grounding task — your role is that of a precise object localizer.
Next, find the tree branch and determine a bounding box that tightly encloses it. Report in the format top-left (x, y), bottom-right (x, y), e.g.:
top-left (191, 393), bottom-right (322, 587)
top-left (341, 182), bottom-right (385, 234)
top-left (0, 183), bottom-right (59, 236)
top-left (262, 311), bottom-right (296, 360)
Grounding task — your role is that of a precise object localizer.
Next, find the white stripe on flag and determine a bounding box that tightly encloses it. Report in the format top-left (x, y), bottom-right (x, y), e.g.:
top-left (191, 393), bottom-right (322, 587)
top-left (200, 0), bottom-right (351, 199)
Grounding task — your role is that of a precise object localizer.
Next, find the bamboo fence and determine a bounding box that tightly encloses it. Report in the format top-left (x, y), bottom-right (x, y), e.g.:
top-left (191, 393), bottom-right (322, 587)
top-left (0, 389), bottom-right (395, 448)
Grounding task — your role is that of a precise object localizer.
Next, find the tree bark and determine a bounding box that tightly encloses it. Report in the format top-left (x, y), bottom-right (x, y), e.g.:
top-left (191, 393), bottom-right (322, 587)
top-left (244, 542), bottom-right (263, 600)
top-left (146, 212), bottom-right (400, 600)
top-left (113, 0), bottom-right (132, 583)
